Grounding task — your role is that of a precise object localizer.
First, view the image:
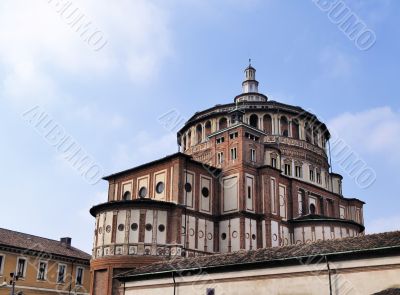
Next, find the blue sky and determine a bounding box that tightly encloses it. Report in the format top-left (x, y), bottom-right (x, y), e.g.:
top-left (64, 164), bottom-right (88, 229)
top-left (0, 0), bottom-right (399, 253)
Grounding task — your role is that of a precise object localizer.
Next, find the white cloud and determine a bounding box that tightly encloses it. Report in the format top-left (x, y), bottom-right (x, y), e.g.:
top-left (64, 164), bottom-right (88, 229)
top-left (328, 107), bottom-right (400, 163)
top-left (366, 215), bottom-right (400, 234)
top-left (0, 0), bottom-right (173, 105)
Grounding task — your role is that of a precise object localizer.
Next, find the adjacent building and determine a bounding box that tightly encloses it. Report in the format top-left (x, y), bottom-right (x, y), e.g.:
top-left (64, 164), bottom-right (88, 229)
top-left (89, 65), bottom-right (365, 294)
top-left (117, 231), bottom-right (400, 295)
top-left (0, 228), bottom-right (91, 295)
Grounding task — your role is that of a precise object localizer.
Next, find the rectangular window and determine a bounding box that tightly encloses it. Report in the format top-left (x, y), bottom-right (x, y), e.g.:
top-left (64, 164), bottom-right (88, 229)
top-left (57, 264), bottom-right (66, 283)
top-left (284, 164), bottom-right (291, 176)
top-left (206, 288), bottom-right (215, 295)
top-left (217, 152), bottom-right (224, 164)
top-left (216, 137), bottom-right (224, 144)
top-left (76, 267), bottom-right (84, 285)
top-left (295, 166), bottom-right (302, 178)
top-left (250, 149), bottom-right (256, 162)
top-left (229, 132), bottom-right (238, 139)
top-left (230, 147), bottom-right (237, 160)
top-left (0, 255), bottom-right (4, 275)
top-left (271, 157), bottom-right (277, 168)
top-left (309, 169), bottom-right (314, 182)
top-left (316, 172), bottom-right (321, 184)
top-left (16, 258), bottom-right (26, 278)
top-left (37, 261), bottom-right (47, 280)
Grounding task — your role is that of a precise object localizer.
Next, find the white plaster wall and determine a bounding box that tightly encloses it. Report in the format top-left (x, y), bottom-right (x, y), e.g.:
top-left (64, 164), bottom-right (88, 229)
top-left (279, 185), bottom-right (287, 220)
top-left (219, 220), bottom-right (229, 253)
top-left (280, 225), bottom-right (289, 246)
top-left (116, 210), bottom-right (126, 244)
top-left (154, 171), bottom-right (166, 201)
top-left (198, 218), bottom-right (205, 251)
top-left (271, 220), bottom-right (279, 247)
top-left (144, 210), bottom-right (153, 244)
top-left (262, 220), bottom-right (266, 248)
top-left (96, 213), bottom-right (104, 247)
top-left (294, 227), bottom-right (303, 244)
top-left (200, 175), bottom-right (211, 213)
top-left (157, 210), bottom-right (167, 244)
top-left (129, 209), bottom-right (140, 243)
top-left (230, 218), bottom-right (241, 252)
top-left (188, 215), bottom-right (196, 249)
top-left (315, 226), bottom-right (323, 241)
top-left (104, 211), bottom-right (113, 245)
top-left (206, 220), bottom-right (214, 252)
top-left (223, 175), bottom-right (239, 213)
top-left (184, 171), bottom-right (194, 208)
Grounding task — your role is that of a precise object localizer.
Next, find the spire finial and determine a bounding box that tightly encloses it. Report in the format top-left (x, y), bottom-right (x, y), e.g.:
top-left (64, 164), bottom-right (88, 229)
top-left (249, 58), bottom-right (251, 66)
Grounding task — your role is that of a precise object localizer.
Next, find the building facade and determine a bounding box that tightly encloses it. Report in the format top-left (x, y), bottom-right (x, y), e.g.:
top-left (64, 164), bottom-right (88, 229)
top-left (117, 231), bottom-right (400, 295)
top-left (0, 228), bottom-right (90, 295)
top-left (89, 65), bottom-right (365, 294)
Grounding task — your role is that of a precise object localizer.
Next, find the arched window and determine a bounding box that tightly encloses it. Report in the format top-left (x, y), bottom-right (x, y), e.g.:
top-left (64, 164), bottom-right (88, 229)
top-left (310, 203), bottom-right (316, 215)
top-left (280, 116), bottom-right (289, 137)
top-left (263, 114), bottom-right (272, 134)
top-left (219, 117), bottom-right (227, 130)
top-left (183, 136), bottom-right (187, 151)
top-left (292, 119), bottom-right (300, 139)
top-left (313, 129), bottom-right (319, 146)
top-left (305, 123), bottom-right (312, 143)
top-left (249, 114), bottom-right (258, 128)
top-left (196, 124), bottom-right (202, 144)
top-left (187, 131), bottom-right (191, 147)
top-left (205, 121), bottom-right (212, 138)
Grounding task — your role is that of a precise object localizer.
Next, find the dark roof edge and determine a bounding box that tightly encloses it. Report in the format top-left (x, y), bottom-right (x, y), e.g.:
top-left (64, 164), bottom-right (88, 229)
top-left (289, 215), bottom-right (365, 232)
top-left (0, 243), bottom-right (91, 262)
top-left (90, 199), bottom-right (183, 217)
top-left (102, 152), bottom-right (220, 181)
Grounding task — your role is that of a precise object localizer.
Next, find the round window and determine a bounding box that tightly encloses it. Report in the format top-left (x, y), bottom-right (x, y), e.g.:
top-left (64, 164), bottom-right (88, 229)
top-left (145, 223), bottom-right (153, 231)
top-left (118, 224), bottom-right (124, 231)
top-left (98, 227), bottom-right (103, 234)
top-left (106, 225), bottom-right (111, 233)
top-left (156, 182), bottom-right (165, 194)
top-left (131, 223), bottom-right (138, 231)
top-left (221, 233), bottom-right (227, 240)
top-left (158, 224), bottom-right (165, 232)
top-left (252, 234), bottom-right (256, 240)
top-left (201, 187), bottom-right (209, 197)
top-left (184, 183), bottom-right (192, 192)
top-left (122, 191), bottom-right (131, 200)
top-left (138, 187), bottom-right (147, 198)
